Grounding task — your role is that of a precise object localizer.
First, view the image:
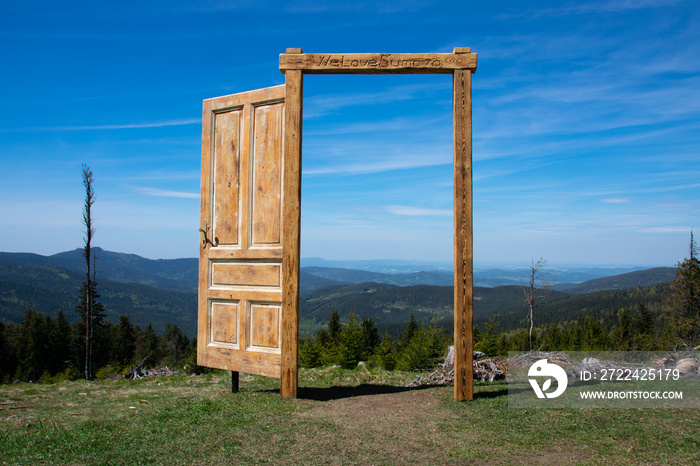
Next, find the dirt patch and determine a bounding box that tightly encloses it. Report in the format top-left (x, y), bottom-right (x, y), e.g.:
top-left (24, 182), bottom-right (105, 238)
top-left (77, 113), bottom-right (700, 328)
top-left (276, 385), bottom-right (479, 465)
top-left (263, 384), bottom-right (593, 465)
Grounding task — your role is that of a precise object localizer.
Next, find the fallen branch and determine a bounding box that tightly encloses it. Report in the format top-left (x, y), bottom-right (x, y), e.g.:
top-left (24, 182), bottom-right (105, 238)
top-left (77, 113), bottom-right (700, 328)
top-left (403, 347), bottom-right (505, 387)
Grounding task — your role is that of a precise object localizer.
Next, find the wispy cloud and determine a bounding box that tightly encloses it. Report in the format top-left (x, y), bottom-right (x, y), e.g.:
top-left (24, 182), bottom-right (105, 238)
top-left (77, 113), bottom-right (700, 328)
top-left (1, 118), bottom-right (200, 133)
top-left (304, 153), bottom-right (449, 175)
top-left (386, 205), bottom-right (452, 217)
top-left (639, 226), bottom-right (692, 233)
top-left (285, 0), bottom-right (433, 13)
top-left (511, 0), bottom-right (684, 18)
top-left (304, 82), bottom-right (449, 119)
top-left (131, 186), bottom-right (199, 199)
top-left (601, 197), bottom-right (631, 204)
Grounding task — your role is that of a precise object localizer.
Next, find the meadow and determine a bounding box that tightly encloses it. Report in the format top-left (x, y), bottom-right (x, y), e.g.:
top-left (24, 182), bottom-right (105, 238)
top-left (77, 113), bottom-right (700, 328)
top-left (1, 368), bottom-right (698, 465)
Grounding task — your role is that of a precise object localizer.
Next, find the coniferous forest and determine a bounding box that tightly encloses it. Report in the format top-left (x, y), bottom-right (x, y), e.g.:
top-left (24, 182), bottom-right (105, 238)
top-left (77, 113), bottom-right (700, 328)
top-left (1, 235), bottom-right (698, 384)
top-left (0, 310), bottom-right (196, 383)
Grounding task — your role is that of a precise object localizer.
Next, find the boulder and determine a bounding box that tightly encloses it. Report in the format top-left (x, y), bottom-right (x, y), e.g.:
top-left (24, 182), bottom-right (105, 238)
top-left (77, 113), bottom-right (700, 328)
top-left (676, 358), bottom-right (699, 375)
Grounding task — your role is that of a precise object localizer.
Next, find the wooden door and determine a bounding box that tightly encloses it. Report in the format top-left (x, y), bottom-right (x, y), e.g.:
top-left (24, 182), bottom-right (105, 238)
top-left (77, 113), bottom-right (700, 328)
top-left (198, 85), bottom-right (286, 379)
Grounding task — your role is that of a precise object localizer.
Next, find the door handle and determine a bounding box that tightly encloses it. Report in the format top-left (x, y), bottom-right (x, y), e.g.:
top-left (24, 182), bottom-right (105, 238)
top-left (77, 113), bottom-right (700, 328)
top-left (199, 221), bottom-right (219, 248)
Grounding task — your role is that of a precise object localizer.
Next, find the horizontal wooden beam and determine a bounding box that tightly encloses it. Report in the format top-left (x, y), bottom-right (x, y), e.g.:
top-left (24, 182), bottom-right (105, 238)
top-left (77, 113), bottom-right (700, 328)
top-left (280, 51), bottom-right (477, 75)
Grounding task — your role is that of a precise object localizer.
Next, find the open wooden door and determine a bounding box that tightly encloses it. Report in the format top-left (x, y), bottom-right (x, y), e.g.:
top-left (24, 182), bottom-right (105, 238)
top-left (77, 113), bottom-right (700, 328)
top-left (198, 85), bottom-right (287, 380)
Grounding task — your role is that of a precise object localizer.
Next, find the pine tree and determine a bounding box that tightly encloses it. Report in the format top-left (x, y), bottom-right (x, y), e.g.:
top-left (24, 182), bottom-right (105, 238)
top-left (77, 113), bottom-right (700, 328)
top-left (48, 310), bottom-right (72, 375)
top-left (631, 303), bottom-right (656, 350)
top-left (16, 309), bottom-right (50, 381)
top-left (666, 232), bottom-right (700, 348)
top-left (327, 310), bottom-right (342, 345)
top-left (476, 317), bottom-right (501, 356)
top-left (115, 315), bottom-right (136, 366)
top-left (397, 323), bottom-right (448, 371)
top-left (76, 164), bottom-right (105, 380)
top-left (135, 323), bottom-right (162, 365)
top-left (360, 316), bottom-right (380, 354)
top-left (162, 323), bottom-right (189, 366)
top-left (339, 313), bottom-right (365, 368)
top-left (612, 308), bottom-right (632, 350)
top-left (372, 332), bottom-right (396, 370)
top-left (398, 313), bottom-right (418, 350)
top-left (541, 322), bottom-right (562, 351)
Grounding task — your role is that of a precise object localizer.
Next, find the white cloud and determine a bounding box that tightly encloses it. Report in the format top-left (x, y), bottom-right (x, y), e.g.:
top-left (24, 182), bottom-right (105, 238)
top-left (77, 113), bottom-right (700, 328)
top-left (2, 118), bottom-right (200, 133)
top-left (303, 82), bottom-right (449, 119)
top-left (386, 205), bottom-right (452, 217)
top-left (131, 186), bottom-right (199, 199)
top-left (639, 227), bottom-right (691, 233)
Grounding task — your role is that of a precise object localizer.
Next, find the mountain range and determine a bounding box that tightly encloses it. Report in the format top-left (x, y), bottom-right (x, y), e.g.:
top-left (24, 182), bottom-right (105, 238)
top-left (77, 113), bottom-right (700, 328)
top-left (0, 248), bottom-right (677, 337)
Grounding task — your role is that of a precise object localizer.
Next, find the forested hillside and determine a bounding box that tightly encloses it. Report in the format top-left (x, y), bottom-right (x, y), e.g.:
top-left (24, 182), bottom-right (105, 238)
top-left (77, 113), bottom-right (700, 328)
top-left (0, 261), bottom-right (196, 335)
top-left (0, 249), bottom-right (677, 340)
top-left (0, 248), bottom-right (198, 292)
top-left (0, 246), bottom-right (694, 385)
top-left (302, 266), bottom-right (454, 286)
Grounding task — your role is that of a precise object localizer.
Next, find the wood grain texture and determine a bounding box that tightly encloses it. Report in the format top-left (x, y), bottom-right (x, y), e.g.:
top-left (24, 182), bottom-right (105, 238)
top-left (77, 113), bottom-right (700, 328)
top-left (213, 110), bottom-right (241, 245)
top-left (252, 102), bottom-right (284, 245)
top-left (274, 48), bottom-right (477, 400)
top-left (198, 85), bottom-right (286, 380)
top-left (250, 304), bottom-right (280, 349)
top-left (211, 262), bottom-right (281, 288)
top-left (280, 52), bottom-right (477, 74)
top-left (453, 70), bottom-right (474, 401)
top-left (280, 69), bottom-right (303, 398)
top-left (198, 99), bottom-right (214, 367)
top-left (211, 302), bottom-right (239, 345)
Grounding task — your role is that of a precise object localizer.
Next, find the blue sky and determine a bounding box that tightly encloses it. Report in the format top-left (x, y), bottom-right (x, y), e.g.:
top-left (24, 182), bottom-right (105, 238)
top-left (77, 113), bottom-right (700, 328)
top-left (1, 0), bottom-right (698, 267)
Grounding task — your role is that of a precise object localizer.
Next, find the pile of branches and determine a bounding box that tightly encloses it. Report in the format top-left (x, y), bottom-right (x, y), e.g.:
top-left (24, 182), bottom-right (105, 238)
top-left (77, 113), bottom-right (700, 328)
top-left (508, 351), bottom-right (578, 376)
top-left (125, 366), bottom-right (178, 380)
top-left (403, 347), bottom-right (506, 387)
top-left (124, 353), bottom-right (178, 380)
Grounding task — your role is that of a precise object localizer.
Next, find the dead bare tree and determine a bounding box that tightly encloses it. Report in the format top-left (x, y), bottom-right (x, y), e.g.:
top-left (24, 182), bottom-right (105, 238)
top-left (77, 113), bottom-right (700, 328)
top-left (522, 258), bottom-right (553, 352)
top-left (76, 164), bottom-right (104, 380)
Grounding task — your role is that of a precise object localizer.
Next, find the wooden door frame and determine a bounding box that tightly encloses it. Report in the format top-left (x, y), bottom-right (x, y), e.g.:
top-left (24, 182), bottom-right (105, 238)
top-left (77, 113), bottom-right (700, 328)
top-left (279, 48), bottom-right (477, 401)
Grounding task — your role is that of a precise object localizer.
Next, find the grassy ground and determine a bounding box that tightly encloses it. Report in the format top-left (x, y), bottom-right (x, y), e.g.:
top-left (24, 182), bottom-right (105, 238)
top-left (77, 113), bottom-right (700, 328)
top-left (1, 367), bottom-right (698, 465)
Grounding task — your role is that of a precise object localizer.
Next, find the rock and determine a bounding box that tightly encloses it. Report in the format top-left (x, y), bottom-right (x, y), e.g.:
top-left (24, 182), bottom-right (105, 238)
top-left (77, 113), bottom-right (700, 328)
top-left (580, 357), bottom-right (602, 372)
top-left (443, 346), bottom-right (454, 368)
top-left (676, 358), bottom-right (699, 375)
top-left (442, 346), bottom-right (490, 369)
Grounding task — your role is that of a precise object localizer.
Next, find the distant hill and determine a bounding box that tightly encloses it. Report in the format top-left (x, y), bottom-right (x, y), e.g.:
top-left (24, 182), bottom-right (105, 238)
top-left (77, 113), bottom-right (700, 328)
top-left (302, 266), bottom-right (454, 287)
top-left (0, 248), bottom-right (198, 293)
top-left (300, 282), bottom-right (568, 329)
top-left (557, 267), bottom-right (676, 294)
top-left (300, 282), bottom-right (454, 326)
top-left (300, 257), bottom-right (452, 274)
top-left (473, 266), bottom-right (653, 288)
top-left (0, 249), bottom-right (678, 339)
top-left (0, 260), bottom-right (196, 335)
top-left (476, 284), bottom-right (671, 333)
top-left (299, 271), bottom-right (350, 294)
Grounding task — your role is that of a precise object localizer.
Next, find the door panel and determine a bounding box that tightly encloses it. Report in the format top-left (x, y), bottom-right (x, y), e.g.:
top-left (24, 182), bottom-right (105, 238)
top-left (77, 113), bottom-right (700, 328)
top-left (198, 85), bottom-right (285, 378)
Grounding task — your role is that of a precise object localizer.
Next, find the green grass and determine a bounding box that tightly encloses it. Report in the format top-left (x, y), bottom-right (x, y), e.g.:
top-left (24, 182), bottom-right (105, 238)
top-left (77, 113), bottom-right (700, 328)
top-left (1, 369), bottom-right (699, 465)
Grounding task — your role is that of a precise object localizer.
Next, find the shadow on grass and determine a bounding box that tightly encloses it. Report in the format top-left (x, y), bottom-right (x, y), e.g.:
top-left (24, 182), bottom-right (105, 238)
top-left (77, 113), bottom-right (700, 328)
top-left (474, 386), bottom-right (509, 400)
top-left (260, 383), bottom-right (436, 401)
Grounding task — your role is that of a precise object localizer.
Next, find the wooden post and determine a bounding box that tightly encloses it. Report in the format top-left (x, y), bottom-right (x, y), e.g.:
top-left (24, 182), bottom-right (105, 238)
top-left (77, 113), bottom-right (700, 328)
top-left (453, 63), bottom-right (474, 401)
top-left (280, 49), bottom-right (303, 399)
top-left (231, 371), bottom-right (239, 393)
top-left (276, 47), bottom-right (476, 401)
